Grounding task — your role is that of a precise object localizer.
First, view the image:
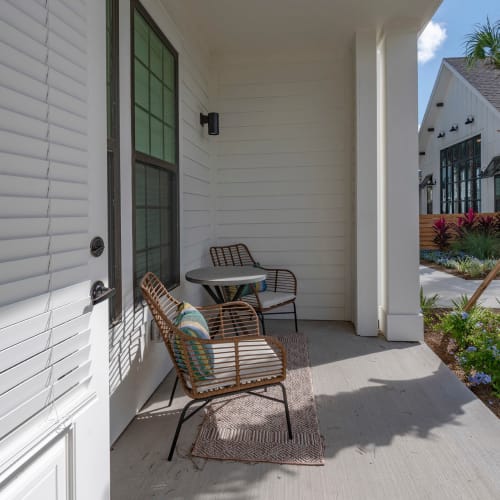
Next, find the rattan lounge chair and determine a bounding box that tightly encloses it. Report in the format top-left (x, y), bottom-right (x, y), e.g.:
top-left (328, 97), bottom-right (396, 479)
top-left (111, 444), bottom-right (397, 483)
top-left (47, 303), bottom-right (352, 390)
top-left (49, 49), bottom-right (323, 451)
top-left (140, 272), bottom-right (293, 460)
top-left (210, 243), bottom-right (298, 335)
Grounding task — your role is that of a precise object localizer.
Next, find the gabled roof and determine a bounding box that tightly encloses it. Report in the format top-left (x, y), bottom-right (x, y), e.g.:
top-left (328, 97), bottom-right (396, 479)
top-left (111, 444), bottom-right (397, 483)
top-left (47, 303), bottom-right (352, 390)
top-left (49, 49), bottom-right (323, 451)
top-left (444, 57), bottom-right (500, 113)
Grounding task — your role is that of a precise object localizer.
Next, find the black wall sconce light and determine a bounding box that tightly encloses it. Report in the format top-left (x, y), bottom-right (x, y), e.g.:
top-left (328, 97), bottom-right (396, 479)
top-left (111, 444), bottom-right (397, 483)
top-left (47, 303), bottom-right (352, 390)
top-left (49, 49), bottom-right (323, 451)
top-left (436, 102), bottom-right (444, 107)
top-left (200, 112), bottom-right (220, 135)
top-left (437, 131), bottom-right (445, 138)
top-left (419, 173), bottom-right (436, 189)
top-left (449, 124), bottom-right (458, 132)
top-left (427, 127), bottom-right (435, 132)
top-left (465, 115), bottom-right (474, 125)
top-left (419, 151), bottom-right (426, 156)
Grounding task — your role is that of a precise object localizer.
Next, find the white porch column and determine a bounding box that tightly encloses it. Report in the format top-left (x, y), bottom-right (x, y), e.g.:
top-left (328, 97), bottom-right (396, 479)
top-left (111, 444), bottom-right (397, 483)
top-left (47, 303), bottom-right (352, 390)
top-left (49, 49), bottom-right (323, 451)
top-left (354, 31), bottom-right (378, 336)
top-left (380, 27), bottom-right (423, 341)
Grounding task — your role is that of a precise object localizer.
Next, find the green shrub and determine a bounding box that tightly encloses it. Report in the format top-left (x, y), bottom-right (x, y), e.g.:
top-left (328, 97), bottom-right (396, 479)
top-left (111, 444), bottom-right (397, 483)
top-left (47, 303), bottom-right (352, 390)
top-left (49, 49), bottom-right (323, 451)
top-left (451, 231), bottom-right (500, 260)
top-left (420, 287), bottom-right (439, 327)
top-left (440, 306), bottom-right (500, 395)
top-left (451, 256), bottom-right (495, 278)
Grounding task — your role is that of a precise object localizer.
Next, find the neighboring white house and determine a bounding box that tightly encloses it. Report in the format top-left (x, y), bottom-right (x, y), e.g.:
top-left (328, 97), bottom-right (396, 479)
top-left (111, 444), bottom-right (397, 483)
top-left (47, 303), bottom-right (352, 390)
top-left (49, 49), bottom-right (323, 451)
top-left (0, 1), bottom-right (441, 498)
top-left (419, 57), bottom-right (500, 214)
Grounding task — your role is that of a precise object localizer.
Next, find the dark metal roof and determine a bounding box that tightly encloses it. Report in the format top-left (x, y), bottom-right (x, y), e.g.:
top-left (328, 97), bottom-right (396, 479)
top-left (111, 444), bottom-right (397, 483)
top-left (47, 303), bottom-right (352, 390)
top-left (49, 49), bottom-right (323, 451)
top-left (445, 57), bottom-right (500, 113)
top-left (482, 155), bottom-right (500, 178)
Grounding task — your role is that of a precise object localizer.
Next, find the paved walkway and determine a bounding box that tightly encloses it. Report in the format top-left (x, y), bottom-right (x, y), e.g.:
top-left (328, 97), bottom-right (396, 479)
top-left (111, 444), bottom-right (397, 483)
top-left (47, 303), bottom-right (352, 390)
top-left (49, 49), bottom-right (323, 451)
top-left (420, 265), bottom-right (500, 308)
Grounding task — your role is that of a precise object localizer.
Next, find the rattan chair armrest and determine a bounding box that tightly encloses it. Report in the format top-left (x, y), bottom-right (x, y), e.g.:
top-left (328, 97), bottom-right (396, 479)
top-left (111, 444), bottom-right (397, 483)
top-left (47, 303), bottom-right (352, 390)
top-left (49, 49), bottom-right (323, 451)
top-left (197, 301), bottom-right (256, 315)
top-left (258, 267), bottom-right (297, 294)
top-left (197, 301), bottom-right (261, 338)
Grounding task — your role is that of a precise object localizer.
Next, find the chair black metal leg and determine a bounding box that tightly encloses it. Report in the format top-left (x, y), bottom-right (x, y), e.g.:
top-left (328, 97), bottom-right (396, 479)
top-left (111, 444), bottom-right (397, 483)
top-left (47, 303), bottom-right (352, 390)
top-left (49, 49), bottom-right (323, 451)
top-left (293, 302), bottom-right (298, 332)
top-left (168, 399), bottom-right (198, 461)
top-left (279, 382), bottom-right (293, 440)
top-left (257, 312), bottom-right (266, 335)
top-left (168, 375), bottom-right (179, 407)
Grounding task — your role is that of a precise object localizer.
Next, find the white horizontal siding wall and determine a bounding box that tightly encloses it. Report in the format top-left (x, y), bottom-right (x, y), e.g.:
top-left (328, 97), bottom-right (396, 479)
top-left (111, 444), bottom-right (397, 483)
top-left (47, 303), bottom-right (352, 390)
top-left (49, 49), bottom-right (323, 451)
top-left (214, 51), bottom-right (353, 320)
top-left (180, 49), bottom-right (214, 290)
top-left (109, 0), bottom-right (214, 443)
top-left (419, 66), bottom-right (500, 213)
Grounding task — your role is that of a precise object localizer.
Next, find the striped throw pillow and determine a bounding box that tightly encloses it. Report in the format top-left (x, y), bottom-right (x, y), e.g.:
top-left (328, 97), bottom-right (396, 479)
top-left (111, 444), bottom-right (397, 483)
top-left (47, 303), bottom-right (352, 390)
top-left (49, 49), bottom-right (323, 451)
top-left (173, 302), bottom-right (213, 380)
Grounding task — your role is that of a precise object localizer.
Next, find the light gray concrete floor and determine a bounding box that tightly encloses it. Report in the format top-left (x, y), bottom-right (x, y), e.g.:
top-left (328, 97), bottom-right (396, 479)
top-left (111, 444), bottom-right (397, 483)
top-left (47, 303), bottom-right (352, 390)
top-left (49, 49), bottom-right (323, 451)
top-left (110, 320), bottom-right (500, 500)
top-left (420, 265), bottom-right (500, 308)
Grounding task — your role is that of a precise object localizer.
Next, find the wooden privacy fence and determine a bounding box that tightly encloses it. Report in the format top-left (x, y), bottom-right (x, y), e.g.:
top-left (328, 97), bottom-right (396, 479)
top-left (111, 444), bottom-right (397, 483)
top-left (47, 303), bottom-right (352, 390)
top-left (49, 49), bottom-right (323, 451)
top-left (420, 212), bottom-right (498, 249)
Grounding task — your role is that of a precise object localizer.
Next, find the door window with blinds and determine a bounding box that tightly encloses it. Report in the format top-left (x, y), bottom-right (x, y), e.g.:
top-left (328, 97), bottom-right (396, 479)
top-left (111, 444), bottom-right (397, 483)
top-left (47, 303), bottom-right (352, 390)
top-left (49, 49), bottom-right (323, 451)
top-left (0, 0), bottom-right (92, 458)
top-left (132, 3), bottom-right (179, 300)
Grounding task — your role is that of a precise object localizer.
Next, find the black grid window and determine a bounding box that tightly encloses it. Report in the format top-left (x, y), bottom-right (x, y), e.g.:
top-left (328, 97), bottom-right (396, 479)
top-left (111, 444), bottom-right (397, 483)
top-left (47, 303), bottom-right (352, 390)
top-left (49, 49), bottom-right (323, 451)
top-left (440, 135), bottom-right (481, 214)
top-left (134, 162), bottom-right (177, 292)
top-left (132, 2), bottom-right (179, 300)
top-left (426, 185), bottom-right (433, 214)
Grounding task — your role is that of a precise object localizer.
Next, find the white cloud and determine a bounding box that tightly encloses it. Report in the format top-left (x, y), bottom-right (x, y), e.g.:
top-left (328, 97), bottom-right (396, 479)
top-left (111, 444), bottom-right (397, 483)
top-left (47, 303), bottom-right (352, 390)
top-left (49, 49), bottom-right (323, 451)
top-left (418, 21), bottom-right (447, 64)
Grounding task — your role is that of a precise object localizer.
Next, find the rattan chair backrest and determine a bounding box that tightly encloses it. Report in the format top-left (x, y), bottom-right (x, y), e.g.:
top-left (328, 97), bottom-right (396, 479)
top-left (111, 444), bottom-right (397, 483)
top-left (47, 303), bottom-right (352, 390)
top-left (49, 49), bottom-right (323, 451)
top-left (210, 243), bottom-right (255, 267)
top-left (140, 272), bottom-right (203, 394)
top-left (140, 272), bottom-right (180, 343)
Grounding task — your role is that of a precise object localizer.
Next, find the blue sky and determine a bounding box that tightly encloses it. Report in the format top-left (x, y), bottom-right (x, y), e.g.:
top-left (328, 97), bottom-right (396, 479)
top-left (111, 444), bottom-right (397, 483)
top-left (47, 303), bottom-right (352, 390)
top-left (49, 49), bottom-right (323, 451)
top-left (418, 0), bottom-right (500, 123)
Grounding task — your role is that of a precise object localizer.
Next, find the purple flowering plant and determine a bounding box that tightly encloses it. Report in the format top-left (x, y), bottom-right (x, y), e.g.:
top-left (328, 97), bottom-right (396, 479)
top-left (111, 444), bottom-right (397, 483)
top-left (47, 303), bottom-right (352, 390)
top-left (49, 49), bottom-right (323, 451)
top-left (441, 305), bottom-right (500, 394)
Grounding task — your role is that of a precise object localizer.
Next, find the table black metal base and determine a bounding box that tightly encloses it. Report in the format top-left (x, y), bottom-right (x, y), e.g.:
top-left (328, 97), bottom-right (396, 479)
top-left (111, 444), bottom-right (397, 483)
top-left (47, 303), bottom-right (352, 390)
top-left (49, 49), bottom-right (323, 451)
top-left (201, 284), bottom-right (246, 304)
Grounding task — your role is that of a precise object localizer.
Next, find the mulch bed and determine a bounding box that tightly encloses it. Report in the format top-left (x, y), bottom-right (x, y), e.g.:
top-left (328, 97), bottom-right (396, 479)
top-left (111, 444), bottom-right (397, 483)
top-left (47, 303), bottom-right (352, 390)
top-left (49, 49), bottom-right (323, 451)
top-left (424, 312), bottom-right (499, 418)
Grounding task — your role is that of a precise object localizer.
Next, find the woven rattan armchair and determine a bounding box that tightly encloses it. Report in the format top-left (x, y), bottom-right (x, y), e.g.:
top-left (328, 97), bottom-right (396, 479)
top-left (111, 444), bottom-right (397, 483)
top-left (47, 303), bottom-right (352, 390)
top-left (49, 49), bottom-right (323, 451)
top-left (210, 243), bottom-right (298, 335)
top-left (140, 272), bottom-right (293, 460)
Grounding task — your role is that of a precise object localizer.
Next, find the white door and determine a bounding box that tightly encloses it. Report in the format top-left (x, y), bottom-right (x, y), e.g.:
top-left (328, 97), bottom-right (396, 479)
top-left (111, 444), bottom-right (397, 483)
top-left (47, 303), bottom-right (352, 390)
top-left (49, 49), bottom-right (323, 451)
top-left (0, 1), bottom-right (110, 498)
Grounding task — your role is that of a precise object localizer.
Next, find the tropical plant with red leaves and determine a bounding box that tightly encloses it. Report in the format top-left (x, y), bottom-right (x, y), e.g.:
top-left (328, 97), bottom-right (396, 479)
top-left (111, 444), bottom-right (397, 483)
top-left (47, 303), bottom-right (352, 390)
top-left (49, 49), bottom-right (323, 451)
top-left (454, 207), bottom-right (478, 238)
top-left (432, 216), bottom-right (453, 250)
top-left (477, 215), bottom-right (496, 236)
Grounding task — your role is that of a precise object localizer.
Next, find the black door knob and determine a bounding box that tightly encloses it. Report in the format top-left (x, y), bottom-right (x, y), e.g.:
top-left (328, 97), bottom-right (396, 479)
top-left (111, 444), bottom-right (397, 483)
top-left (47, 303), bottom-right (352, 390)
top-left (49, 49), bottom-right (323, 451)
top-left (90, 281), bottom-right (116, 305)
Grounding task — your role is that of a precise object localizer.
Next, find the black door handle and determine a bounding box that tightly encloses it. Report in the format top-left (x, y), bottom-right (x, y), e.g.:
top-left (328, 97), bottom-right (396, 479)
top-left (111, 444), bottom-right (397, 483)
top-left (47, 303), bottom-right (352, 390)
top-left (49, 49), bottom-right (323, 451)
top-left (90, 280), bottom-right (116, 305)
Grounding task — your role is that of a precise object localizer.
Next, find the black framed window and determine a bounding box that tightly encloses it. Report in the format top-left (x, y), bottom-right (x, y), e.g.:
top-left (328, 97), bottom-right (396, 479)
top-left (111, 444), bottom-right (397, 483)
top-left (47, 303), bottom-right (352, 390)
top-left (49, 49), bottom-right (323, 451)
top-left (440, 135), bottom-right (481, 214)
top-left (106, 0), bottom-right (122, 324)
top-left (132, 2), bottom-right (179, 301)
top-left (495, 175), bottom-right (500, 212)
top-left (426, 185), bottom-right (433, 214)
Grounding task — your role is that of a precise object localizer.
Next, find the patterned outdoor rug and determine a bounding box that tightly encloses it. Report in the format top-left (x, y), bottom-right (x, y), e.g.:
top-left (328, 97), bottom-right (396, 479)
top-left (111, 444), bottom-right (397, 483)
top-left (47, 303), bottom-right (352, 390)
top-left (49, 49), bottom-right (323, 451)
top-left (191, 333), bottom-right (324, 465)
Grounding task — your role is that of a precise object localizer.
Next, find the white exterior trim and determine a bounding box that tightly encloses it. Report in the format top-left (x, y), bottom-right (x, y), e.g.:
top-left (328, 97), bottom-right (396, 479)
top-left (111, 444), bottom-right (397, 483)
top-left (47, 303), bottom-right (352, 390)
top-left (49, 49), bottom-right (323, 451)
top-left (380, 27), bottom-right (424, 341)
top-left (355, 30), bottom-right (379, 336)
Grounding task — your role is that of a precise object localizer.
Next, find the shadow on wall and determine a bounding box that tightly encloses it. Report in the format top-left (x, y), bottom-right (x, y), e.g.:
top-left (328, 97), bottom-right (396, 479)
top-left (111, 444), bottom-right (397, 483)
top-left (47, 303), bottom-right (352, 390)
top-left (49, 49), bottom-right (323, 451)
top-left (109, 301), bottom-right (146, 395)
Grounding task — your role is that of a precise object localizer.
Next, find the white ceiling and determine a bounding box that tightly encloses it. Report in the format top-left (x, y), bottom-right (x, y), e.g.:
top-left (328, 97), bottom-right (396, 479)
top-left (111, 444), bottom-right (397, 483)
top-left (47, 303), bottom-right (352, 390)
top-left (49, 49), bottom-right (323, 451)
top-left (161, 0), bottom-right (441, 53)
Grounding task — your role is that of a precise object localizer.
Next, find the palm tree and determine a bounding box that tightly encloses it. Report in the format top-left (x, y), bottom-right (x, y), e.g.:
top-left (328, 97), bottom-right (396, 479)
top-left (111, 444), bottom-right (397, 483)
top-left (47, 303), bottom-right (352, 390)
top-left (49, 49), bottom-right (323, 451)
top-left (464, 17), bottom-right (500, 69)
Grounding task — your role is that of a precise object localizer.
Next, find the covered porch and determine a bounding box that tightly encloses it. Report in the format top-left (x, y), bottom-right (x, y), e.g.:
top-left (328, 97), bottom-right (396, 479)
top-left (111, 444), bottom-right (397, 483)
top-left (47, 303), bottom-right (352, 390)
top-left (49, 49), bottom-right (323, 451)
top-left (110, 0), bottom-right (439, 444)
top-left (110, 321), bottom-right (500, 499)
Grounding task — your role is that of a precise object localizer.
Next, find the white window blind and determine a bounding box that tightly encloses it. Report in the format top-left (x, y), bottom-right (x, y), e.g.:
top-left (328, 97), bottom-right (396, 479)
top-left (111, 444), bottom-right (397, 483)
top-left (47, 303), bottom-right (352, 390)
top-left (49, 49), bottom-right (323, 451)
top-left (0, 0), bottom-right (93, 459)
